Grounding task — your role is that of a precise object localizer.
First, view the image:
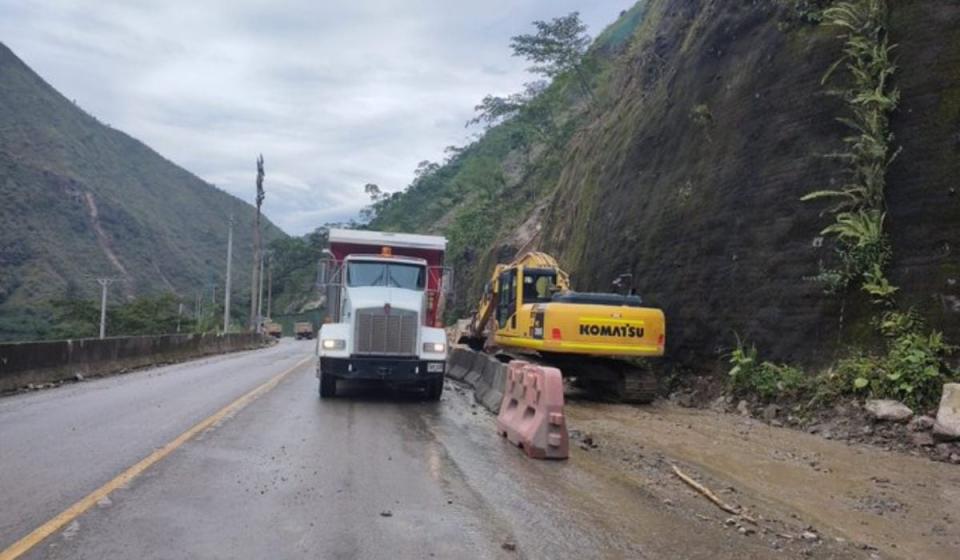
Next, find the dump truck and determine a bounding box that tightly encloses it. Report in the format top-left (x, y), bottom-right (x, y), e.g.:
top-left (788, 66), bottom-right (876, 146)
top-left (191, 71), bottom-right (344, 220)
top-left (316, 229), bottom-right (452, 399)
top-left (294, 322), bottom-right (314, 340)
top-left (459, 251), bottom-right (665, 403)
top-left (264, 321), bottom-right (283, 339)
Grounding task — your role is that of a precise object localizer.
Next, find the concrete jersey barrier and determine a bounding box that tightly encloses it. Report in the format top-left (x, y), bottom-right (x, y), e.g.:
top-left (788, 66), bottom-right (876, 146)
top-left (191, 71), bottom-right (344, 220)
top-left (0, 332), bottom-right (266, 393)
top-left (445, 346), bottom-right (509, 414)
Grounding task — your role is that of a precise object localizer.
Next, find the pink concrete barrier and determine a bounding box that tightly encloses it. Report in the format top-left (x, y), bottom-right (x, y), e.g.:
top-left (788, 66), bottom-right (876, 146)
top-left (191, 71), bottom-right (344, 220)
top-left (496, 360), bottom-right (569, 460)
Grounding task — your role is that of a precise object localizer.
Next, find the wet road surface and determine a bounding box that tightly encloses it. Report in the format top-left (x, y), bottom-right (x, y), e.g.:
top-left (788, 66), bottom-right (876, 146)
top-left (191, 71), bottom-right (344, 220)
top-left (0, 340), bottom-right (885, 559)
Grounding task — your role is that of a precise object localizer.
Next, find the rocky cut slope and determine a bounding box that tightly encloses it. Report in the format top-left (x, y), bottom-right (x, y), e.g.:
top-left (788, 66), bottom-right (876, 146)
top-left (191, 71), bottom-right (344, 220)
top-left (0, 42), bottom-right (284, 338)
top-left (369, 0), bottom-right (960, 372)
top-left (537, 0), bottom-right (960, 367)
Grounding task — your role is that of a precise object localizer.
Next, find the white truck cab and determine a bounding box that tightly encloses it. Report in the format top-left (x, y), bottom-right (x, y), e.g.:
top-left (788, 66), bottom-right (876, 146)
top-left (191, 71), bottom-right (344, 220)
top-left (317, 230), bottom-right (450, 399)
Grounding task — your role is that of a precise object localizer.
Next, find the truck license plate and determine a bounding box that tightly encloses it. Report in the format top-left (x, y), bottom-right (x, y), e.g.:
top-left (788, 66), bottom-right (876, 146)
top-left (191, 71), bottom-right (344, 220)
top-left (427, 362), bottom-right (444, 373)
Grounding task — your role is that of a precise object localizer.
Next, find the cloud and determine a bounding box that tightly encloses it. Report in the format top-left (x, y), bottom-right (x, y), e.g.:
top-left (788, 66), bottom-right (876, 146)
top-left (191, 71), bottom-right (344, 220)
top-left (0, 0), bottom-right (631, 234)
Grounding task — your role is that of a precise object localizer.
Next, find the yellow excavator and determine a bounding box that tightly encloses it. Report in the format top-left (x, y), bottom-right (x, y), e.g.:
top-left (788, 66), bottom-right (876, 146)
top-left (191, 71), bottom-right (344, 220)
top-left (459, 252), bottom-right (665, 403)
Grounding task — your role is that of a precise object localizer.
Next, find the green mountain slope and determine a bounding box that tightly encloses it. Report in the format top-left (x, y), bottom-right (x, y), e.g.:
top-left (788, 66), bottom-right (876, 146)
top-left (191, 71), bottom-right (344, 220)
top-left (368, 0), bottom-right (960, 371)
top-left (0, 42), bottom-right (284, 339)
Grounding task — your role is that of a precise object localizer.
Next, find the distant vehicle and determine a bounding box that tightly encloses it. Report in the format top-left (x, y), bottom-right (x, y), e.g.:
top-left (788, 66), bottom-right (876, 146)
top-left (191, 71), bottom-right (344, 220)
top-left (316, 229), bottom-right (451, 400)
top-left (294, 322), bottom-right (314, 340)
top-left (263, 321), bottom-right (282, 339)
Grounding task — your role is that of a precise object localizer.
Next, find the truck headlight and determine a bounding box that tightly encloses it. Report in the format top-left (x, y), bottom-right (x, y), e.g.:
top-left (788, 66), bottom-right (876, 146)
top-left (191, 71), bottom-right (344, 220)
top-left (321, 339), bottom-right (346, 350)
top-left (422, 342), bottom-right (445, 353)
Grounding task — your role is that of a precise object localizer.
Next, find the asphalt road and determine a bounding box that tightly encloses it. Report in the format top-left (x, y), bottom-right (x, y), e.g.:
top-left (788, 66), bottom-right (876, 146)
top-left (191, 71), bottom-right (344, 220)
top-left (1, 340), bottom-right (864, 559)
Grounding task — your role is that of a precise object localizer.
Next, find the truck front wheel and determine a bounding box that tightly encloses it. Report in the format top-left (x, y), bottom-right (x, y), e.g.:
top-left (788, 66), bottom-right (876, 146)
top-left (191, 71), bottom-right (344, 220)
top-left (319, 372), bottom-right (337, 398)
top-left (424, 378), bottom-right (443, 401)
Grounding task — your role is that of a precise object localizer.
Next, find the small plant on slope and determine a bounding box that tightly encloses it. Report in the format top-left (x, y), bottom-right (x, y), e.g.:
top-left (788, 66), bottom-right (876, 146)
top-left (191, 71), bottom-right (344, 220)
top-left (802, 0), bottom-right (899, 297)
top-left (728, 338), bottom-right (808, 401)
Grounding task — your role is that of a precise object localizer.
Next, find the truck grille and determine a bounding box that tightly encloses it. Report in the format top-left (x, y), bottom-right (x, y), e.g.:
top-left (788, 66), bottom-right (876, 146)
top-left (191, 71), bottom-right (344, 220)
top-left (355, 307), bottom-right (418, 355)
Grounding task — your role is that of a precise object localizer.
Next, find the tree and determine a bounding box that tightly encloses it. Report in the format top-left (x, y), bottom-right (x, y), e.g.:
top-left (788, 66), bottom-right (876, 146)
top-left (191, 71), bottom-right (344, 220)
top-left (466, 92), bottom-right (529, 129)
top-left (467, 81), bottom-right (558, 149)
top-left (364, 183), bottom-right (384, 202)
top-left (361, 184), bottom-right (391, 222)
top-left (510, 12), bottom-right (593, 100)
top-left (414, 160), bottom-right (441, 180)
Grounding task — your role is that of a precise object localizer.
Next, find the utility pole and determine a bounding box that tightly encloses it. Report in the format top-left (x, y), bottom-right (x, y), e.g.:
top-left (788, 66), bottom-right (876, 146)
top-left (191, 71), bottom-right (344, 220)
top-left (266, 252), bottom-right (273, 320)
top-left (223, 214), bottom-right (234, 333)
top-left (257, 252), bottom-right (265, 321)
top-left (196, 292), bottom-right (202, 330)
top-left (249, 155), bottom-right (265, 332)
top-left (95, 278), bottom-right (117, 339)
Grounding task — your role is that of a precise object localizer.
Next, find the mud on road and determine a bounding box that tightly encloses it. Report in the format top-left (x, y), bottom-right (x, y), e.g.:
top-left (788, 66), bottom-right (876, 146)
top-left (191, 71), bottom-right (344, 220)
top-left (562, 399), bottom-right (960, 560)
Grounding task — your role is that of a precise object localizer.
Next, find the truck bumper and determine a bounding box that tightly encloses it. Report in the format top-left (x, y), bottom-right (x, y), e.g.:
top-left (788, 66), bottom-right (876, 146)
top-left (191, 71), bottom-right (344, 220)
top-left (318, 356), bottom-right (444, 383)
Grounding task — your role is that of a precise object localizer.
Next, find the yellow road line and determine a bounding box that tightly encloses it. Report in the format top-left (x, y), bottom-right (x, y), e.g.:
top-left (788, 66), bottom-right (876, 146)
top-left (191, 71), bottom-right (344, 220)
top-left (0, 355), bottom-right (314, 560)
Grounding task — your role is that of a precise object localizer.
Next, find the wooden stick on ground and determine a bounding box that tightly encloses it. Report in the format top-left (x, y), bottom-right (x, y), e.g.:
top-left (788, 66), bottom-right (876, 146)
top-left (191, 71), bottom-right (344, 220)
top-left (671, 464), bottom-right (740, 516)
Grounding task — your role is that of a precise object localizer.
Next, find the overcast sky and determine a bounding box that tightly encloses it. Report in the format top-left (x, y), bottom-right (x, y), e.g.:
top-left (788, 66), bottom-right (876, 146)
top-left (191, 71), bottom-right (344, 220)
top-left (0, 0), bottom-right (631, 235)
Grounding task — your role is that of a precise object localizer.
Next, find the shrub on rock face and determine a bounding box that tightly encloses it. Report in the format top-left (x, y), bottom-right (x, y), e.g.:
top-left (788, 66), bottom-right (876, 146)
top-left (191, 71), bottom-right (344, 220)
top-left (727, 339), bottom-right (808, 401)
top-left (822, 312), bottom-right (957, 410)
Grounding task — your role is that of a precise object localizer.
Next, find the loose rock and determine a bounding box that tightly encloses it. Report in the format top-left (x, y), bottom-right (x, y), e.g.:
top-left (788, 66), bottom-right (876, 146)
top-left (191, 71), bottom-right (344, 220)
top-left (710, 396), bottom-right (729, 413)
top-left (908, 415), bottom-right (935, 432)
top-left (910, 432), bottom-right (935, 447)
top-left (864, 399), bottom-right (913, 423)
top-left (932, 383), bottom-right (960, 441)
top-left (763, 404), bottom-right (781, 422)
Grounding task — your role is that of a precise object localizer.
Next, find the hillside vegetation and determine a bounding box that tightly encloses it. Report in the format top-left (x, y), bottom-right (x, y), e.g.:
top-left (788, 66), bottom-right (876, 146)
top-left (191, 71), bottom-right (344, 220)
top-left (366, 0), bottom-right (960, 403)
top-left (0, 42), bottom-right (284, 340)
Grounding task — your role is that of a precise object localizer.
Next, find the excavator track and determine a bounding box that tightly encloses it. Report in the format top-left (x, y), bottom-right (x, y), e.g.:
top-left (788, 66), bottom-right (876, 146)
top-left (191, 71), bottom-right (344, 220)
top-left (617, 366), bottom-right (658, 404)
top-left (493, 351), bottom-right (659, 404)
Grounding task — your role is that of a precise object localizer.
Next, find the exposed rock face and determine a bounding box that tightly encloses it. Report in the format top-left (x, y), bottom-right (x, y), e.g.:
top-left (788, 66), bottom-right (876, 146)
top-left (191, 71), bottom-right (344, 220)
top-left (933, 383), bottom-right (960, 441)
top-left (539, 0), bottom-right (960, 368)
top-left (865, 400), bottom-right (913, 423)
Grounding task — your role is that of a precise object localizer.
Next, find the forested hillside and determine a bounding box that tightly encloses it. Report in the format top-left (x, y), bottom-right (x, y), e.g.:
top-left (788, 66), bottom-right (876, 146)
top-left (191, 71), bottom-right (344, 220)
top-left (0, 42), bottom-right (284, 339)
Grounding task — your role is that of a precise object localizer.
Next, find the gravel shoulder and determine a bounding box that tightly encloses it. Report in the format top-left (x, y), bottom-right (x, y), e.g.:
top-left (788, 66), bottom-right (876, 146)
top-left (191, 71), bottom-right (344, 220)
top-left (565, 400), bottom-right (960, 560)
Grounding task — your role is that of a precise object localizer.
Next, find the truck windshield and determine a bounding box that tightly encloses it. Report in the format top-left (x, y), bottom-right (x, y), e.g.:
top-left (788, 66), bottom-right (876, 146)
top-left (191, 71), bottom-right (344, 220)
top-left (347, 261), bottom-right (425, 290)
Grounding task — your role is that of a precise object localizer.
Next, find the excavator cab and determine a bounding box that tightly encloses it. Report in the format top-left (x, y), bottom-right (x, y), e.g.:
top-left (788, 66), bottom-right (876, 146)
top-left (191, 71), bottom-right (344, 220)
top-left (495, 266), bottom-right (557, 332)
top-left (521, 268), bottom-right (558, 303)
